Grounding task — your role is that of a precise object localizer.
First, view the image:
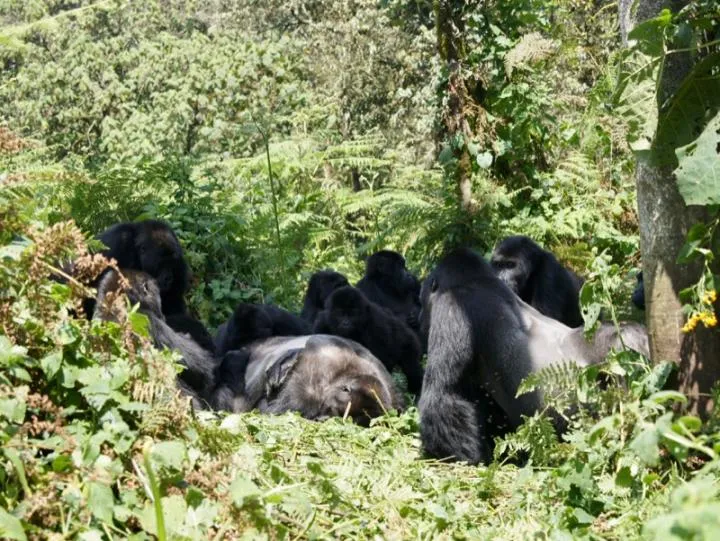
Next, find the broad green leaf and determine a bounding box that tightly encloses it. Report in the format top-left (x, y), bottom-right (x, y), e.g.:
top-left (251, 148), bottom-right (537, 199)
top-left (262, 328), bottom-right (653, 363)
top-left (229, 476), bottom-right (261, 506)
top-left (150, 440), bottom-right (187, 471)
top-left (675, 112), bottom-right (720, 206)
top-left (630, 427), bottom-right (659, 466)
top-left (88, 482), bottom-right (115, 523)
top-left (0, 507), bottom-right (26, 541)
top-left (40, 351), bottom-right (62, 378)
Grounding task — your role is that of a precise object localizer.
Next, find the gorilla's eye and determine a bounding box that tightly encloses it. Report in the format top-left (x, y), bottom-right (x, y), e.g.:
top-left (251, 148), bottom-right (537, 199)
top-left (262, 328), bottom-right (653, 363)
top-left (497, 260), bottom-right (516, 269)
top-left (341, 384), bottom-right (351, 394)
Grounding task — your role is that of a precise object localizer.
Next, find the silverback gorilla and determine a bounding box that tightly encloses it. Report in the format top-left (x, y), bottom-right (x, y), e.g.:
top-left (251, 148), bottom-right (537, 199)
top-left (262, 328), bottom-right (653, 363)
top-left (300, 270), bottom-right (350, 324)
top-left (211, 335), bottom-right (404, 426)
top-left (419, 248), bottom-right (648, 465)
top-left (357, 251), bottom-right (422, 333)
top-left (93, 269), bottom-right (217, 407)
top-left (491, 235), bottom-right (584, 327)
top-left (313, 286), bottom-right (424, 396)
top-left (96, 220), bottom-right (190, 316)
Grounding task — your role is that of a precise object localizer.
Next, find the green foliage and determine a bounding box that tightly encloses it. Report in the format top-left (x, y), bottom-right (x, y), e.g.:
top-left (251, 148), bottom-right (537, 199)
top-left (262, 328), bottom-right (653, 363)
top-left (675, 111), bottom-right (720, 206)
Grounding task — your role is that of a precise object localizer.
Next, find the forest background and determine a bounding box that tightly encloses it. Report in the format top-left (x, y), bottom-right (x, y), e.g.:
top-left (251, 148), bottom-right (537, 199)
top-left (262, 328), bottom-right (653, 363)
top-left (1, 0), bottom-right (719, 539)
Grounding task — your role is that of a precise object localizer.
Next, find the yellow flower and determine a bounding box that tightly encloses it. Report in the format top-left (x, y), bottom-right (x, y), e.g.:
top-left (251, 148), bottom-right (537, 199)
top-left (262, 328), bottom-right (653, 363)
top-left (702, 290), bottom-right (717, 305)
top-left (682, 313), bottom-right (701, 333)
top-left (700, 311), bottom-right (718, 328)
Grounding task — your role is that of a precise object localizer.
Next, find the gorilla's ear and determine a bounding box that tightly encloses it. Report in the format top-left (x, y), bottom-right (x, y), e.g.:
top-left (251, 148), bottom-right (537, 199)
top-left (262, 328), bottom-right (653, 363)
top-left (429, 277), bottom-right (438, 293)
top-left (264, 348), bottom-right (303, 397)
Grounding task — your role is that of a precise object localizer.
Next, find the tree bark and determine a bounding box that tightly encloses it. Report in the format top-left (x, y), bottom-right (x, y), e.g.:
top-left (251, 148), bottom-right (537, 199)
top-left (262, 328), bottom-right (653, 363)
top-left (623, 0), bottom-right (720, 415)
top-left (434, 1), bottom-right (473, 214)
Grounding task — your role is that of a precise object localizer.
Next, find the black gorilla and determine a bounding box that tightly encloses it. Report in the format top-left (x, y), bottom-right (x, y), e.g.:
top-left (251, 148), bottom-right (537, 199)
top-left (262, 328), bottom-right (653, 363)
top-left (632, 271), bottom-right (645, 310)
top-left (95, 220), bottom-right (190, 316)
top-left (214, 302), bottom-right (311, 356)
top-left (211, 335), bottom-right (404, 426)
top-left (313, 286), bottom-right (424, 396)
top-left (93, 269), bottom-right (217, 407)
top-left (356, 250), bottom-right (422, 332)
top-left (300, 270), bottom-right (350, 324)
top-left (419, 248), bottom-right (649, 465)
top-left (491, 235), bottom-right (584, 327)
top-left (165, 314), bottom-right (216, 353)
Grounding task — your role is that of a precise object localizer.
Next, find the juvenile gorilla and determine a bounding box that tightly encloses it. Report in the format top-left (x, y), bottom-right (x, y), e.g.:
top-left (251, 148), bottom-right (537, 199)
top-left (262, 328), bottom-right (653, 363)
top-left (214, 302), bottom-right (311, 356)
top-left (95, 220), bottom-right (190, 316)
top-left (93, 269), bottom-right (217, 407)
top-left (491, 235), bottom-right (584, 327)
top-left (419, 248), bottom-right (648, 465)
top-left (211, 335), bottom-right (404, 426)
top-left (313, 286), bottom-right (424, 396)
top-left (357, 250), bottom-right (422, 332)
top-left (300, 270), bottom-right (350, 324)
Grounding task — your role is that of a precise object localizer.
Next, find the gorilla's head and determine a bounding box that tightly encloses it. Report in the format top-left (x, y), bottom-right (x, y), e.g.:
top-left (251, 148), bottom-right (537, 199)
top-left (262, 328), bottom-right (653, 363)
top-left (94, 269), bottom-right (163, 321)
top-left (324, 286), bottom-right (370, 337)
top-left (308, 270), bottom-right (349, 308)
top-left (134, 220), bottom-right (188, 295)
top-left (490, 236), bottom-right (539, 295)
top-left (366, 250), bottom-right (416, 294)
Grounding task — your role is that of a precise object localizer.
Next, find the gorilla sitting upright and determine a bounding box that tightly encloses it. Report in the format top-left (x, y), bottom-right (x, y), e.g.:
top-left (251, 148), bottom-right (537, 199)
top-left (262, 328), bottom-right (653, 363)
top-left (88, 220), bottom-right (190, 317)
top-left (419, 248), bottom-right (649, 465)
top-left (356, 250), bottom-right (422, 333)
top-left (491, 235), bottom-right (584, 327)
top-left (313, 286), bottom-right (424, 396)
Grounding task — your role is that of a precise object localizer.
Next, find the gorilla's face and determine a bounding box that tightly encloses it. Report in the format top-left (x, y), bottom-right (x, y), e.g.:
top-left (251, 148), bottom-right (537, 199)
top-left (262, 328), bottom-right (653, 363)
top-left (135, 226), bottom-right (185, 293)
top-left (326, 287), bottom-right (368, 337)
top-left (491, 254), bottom-right (529, 295)
top-left (319, 374), bottom-right (386, 426)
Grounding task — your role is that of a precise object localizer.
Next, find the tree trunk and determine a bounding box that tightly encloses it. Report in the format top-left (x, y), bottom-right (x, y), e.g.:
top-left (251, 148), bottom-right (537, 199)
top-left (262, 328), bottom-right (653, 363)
top-left (623, 0), bottom-right (720, 415)
top-left (434, 1), bottom-right (473, 214)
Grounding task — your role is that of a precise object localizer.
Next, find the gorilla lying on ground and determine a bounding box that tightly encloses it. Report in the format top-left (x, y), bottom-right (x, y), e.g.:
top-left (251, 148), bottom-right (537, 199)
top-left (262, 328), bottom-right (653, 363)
top-left (300, 270), bottom-right (350, 324)
top-left (313, 286), bottom-right (424, 396)
top-left (214, 302), bottom-right (311, 356)
top-left (211, 335), bottom-right (404, 426)
top-left (491, 235), bottom-right (584, 327)
top-left (357, 250), bottom-right (422, 333)
top-left (86, 220), bottom-right (190, 318)
top-left (93, 269), bottom-right (217, 407)
top-left (419, 248), bottom-right (649, 465)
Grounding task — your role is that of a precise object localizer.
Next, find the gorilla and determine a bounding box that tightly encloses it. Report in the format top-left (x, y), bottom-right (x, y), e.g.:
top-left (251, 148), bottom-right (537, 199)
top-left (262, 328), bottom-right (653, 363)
top-left (491, 235), bottom-right (584, 327)
top-left (211, 335), bottom-right (404, 426)
top-left (165, 314), bottom-right (216, 354)
top-left (93, 269), bottom-right (217, 407)
top-left (356, 250), bottom-right (422, 333)
top-left (300, 270), bottom-right (350, 324)
top-left (214, 302), bottom-right (311, 356)
top-left (312, 286), bottom-right (424, 396)
top-left (632, 271), bottom-right (645, 310)
top-left (419, 248), bottom-right (649, 465)
top-left (93, 220), bottom-right (190, 317)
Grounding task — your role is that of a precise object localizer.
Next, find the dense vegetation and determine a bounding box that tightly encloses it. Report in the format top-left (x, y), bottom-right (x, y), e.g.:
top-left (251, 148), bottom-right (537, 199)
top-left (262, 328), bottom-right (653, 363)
top-left (1, 1), bottom-right (719, 538)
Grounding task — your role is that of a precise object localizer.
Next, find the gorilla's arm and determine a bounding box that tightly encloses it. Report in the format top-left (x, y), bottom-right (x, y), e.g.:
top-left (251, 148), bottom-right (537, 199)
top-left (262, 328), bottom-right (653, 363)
top-left (418, 292), bottom-right (490, 464)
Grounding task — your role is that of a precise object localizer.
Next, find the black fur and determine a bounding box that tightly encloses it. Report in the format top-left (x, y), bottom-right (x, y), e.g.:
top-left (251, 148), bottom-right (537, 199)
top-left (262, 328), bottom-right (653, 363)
top-left (419, 248), bottom-right (648, 465)
top-left (491, 235), bottom-right (583, 327)
top-left (165, 314), bottom-right (216, 354)
top-left (356, 250), bottom-right (422, 332)
top-left (91, 220), bottom-right (190, 317)
top-left (93, 269), bottom-right (217, 407)
top-left (632, 271), bottom-right (645, 310)
top-left (300, 270), bottom-right (350, 324)
top-left (214, 302), bottom-right (311, 356)
top-left (313, 286), bottom-right (424, 396)
top-left (210, 335), bottom-right (404, 426)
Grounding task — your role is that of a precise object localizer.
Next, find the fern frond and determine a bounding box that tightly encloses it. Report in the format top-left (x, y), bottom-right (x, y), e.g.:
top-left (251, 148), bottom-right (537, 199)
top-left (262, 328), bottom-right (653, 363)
top-left (504, 32), bottom-right (557, 77)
